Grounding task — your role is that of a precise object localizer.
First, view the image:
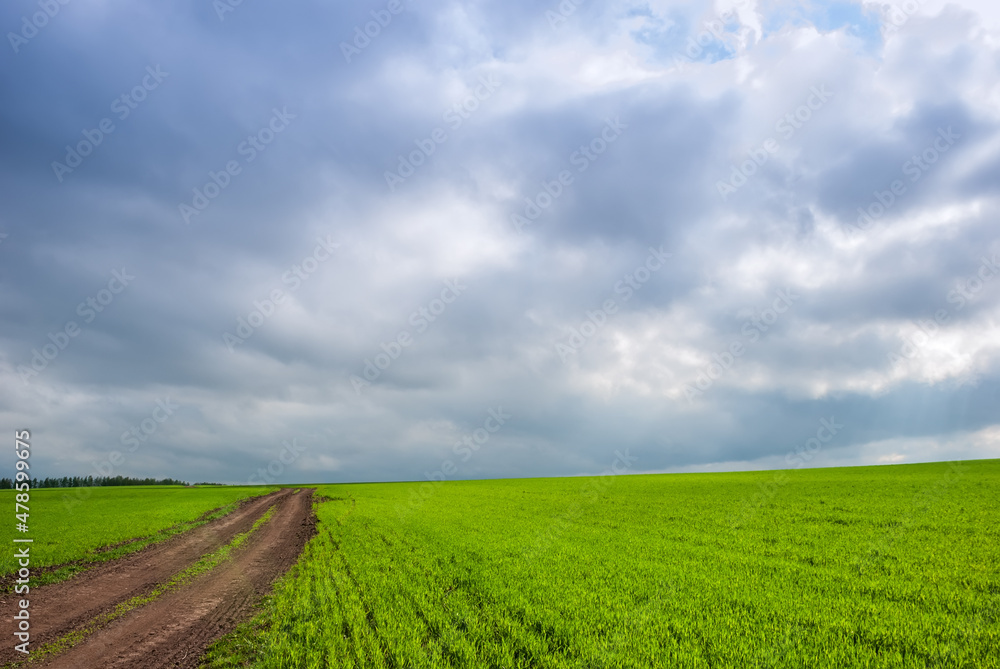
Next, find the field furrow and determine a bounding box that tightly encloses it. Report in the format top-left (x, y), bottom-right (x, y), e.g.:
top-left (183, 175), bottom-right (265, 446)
top-left (204, 461), bottom-right (999, 668)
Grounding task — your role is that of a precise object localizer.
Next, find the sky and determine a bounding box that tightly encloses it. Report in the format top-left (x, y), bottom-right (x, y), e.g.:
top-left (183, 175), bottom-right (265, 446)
top-left (1, 0), bottom-right (998, 485)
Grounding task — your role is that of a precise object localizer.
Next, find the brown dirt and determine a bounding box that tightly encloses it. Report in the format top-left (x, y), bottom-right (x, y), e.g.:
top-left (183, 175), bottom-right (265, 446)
top-left (0, 500), bottom-right (247, 595)
top-left (2, 488), bottom-right (315, 668)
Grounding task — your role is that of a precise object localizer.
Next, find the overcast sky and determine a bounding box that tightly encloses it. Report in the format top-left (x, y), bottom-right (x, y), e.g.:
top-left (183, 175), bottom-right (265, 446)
top-left (2, 0), bottom-right (998, 485)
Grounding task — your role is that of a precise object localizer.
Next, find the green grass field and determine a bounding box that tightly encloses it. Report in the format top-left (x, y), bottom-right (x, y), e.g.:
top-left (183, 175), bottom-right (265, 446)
top-left (204, 460), bottom-right (999, 668)
top-left (0, 485), bottom-right (277, 584)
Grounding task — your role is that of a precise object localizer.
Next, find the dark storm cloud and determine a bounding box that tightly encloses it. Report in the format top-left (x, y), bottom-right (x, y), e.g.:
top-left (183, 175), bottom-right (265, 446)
top-left (1, 0), bottom-right (998, 484)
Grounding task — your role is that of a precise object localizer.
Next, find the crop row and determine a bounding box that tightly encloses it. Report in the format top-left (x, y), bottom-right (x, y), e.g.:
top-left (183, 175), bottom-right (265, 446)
top-left (205, 460), bottom-right (999, 668)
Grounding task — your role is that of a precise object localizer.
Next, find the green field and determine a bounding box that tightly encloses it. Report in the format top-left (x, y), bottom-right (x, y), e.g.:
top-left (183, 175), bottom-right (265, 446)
top-left (204, 460), bottom-right (999, 668)
top-left (0, 485), bottom-right (276, 584)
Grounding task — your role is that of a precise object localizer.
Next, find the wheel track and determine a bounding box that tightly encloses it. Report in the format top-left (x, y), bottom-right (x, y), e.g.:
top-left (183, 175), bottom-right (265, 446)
top-left (39, 488), bottom-right (315, 668)
top-left (1, 489), bottom-right (289, 667)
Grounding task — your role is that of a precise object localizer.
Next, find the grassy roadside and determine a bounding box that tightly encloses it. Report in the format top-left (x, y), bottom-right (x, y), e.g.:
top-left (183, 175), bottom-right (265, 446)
top-left (200, 494), bottom-right (331, 668)
top-left (6, 504), bottom-right (280, 667)
top-left (0, 486), bottom-right (279, 590)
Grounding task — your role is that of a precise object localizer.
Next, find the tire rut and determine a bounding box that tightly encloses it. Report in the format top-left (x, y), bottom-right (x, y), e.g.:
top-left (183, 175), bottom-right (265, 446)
top-left (40, 488), bottom-right (316, 668)
top-left (0, 488), bottom-right (293, 667)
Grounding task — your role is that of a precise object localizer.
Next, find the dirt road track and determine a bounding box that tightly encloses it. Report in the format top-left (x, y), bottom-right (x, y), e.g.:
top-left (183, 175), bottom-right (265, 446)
top-left (2, 488), bottom-right (315, 668)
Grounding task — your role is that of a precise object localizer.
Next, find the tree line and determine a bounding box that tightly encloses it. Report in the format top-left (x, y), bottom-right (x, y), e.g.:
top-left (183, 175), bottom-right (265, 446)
top-left (0, 475), bottom-right (189, 489)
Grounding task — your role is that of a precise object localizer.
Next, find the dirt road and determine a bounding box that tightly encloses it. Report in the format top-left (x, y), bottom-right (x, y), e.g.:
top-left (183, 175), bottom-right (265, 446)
top-left (1, 488), bottom-right (315, 668)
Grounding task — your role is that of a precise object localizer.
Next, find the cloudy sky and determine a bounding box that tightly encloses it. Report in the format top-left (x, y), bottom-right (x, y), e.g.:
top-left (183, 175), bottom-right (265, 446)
top-left (2, 0), bottom-right (999, 485)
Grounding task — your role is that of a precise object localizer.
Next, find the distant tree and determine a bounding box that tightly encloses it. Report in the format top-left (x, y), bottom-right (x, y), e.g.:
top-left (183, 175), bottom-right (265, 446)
top-left (2, 475), bottom-right (190, 488)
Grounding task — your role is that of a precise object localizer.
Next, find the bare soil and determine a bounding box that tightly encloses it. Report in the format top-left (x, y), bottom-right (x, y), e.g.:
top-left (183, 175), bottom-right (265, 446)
top-left (1, 488), bottom-right (315, 668)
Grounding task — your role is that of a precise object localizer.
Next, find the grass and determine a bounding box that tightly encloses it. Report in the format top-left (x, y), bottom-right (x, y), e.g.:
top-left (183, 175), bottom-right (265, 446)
top-left (9, 503), bottom-right (280, 668)
top-left (203, 459), bottom-right (999, 668)
top-left (0, 485), bottom-right (278, 586)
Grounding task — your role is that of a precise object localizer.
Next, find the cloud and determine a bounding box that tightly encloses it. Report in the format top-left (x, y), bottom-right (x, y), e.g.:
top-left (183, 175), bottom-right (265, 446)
top-left (1, 0), bottom-right (999, 484)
